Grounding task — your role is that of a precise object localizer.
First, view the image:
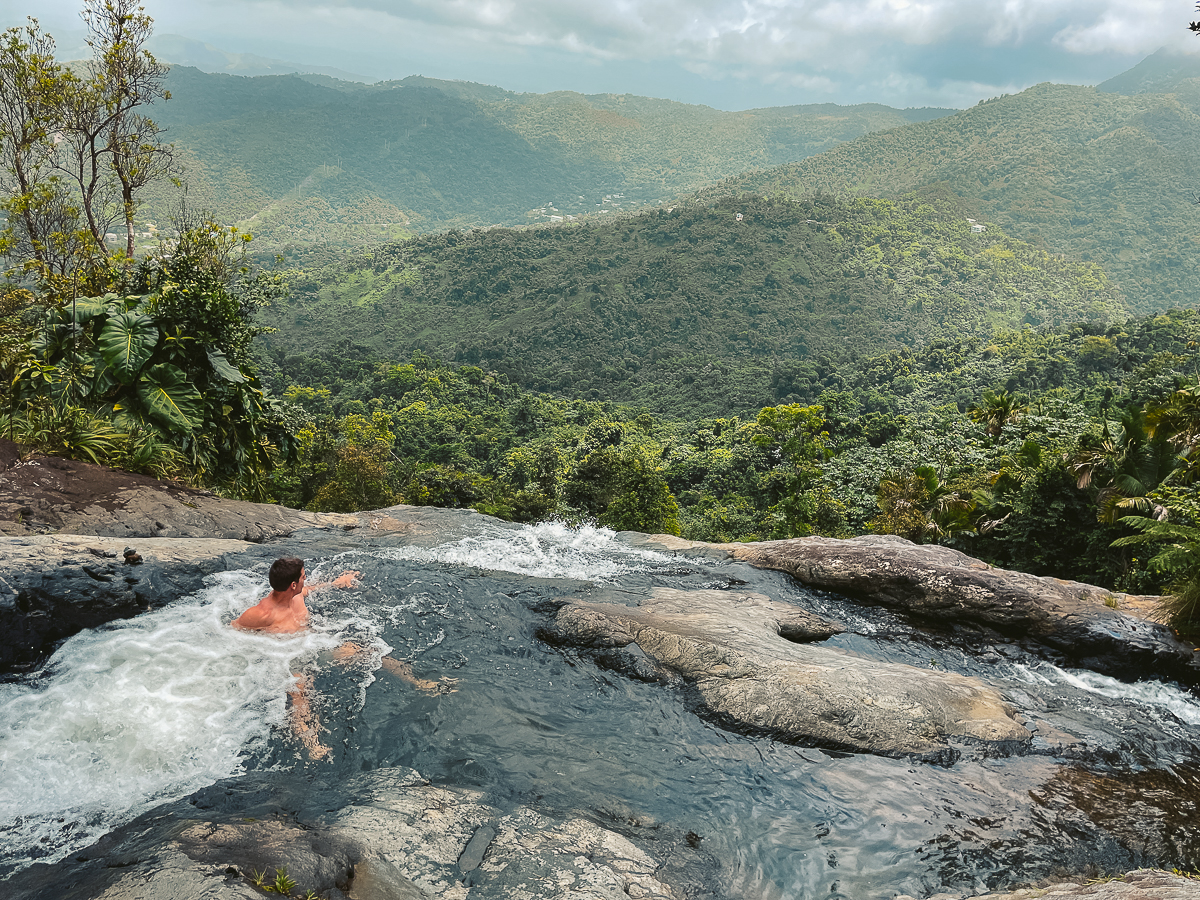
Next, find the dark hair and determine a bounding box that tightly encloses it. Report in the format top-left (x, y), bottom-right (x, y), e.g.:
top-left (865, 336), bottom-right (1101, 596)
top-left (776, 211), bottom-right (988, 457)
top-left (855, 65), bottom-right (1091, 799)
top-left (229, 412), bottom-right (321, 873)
top-left (269, 557), bottom-right (304, 591)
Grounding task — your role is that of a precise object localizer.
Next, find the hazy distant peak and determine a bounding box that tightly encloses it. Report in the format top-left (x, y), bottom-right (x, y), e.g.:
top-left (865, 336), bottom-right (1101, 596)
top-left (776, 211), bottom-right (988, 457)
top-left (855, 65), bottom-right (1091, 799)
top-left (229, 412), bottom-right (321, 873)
top-left (396, 76), bottom-right (522, 102)
top-left (1098, 47), bottom-right (1200, 95)
top-left (146, 34), bottom-right (375, 84)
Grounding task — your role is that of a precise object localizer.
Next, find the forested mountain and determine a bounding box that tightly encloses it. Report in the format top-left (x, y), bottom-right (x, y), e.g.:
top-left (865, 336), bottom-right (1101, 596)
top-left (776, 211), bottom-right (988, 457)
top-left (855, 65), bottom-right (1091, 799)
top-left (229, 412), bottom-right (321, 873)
top-left (147, 66), bottom-right (953, 247)
top-left (716, 81), bottom-right (1200, 315)
top-left (258, 194), bottom-right (1124, 418)
top-left (1097, 48), bottom-right (1200, 95)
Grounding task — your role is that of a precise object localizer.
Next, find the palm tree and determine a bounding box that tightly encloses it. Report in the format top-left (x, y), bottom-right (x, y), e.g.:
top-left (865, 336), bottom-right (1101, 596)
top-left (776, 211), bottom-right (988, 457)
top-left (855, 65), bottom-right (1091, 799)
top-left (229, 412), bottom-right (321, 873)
top-left (970, 390), bottom-right (1025, 440)
top-left (965, 438), bottom-right (1045, 535)
top-left (1146, 384), bottom-right (1200, 486)
top-left (868, 466), bottom-right (973, 544)
top-left (1069, 406), bottom-right (1175, 523)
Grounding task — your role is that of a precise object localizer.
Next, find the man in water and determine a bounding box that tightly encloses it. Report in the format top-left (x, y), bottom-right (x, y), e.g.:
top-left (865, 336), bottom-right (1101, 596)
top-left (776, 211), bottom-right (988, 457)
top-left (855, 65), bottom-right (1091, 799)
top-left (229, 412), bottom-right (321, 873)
top-left (233, 556), bottom-right (456, 759)
top-left (231, 557), bottom-right (358, 632)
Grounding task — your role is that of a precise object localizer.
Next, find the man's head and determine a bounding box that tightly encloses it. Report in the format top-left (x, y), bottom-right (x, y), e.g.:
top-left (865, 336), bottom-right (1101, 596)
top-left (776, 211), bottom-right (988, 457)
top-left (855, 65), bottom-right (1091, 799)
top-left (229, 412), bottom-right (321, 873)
top-left (269, 557), bottom-right (305, 591)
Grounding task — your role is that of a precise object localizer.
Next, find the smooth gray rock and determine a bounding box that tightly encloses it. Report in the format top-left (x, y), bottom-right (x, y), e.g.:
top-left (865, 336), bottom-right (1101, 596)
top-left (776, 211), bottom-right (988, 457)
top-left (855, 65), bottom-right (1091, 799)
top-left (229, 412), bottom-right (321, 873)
top-left (175, 819), bottom-right (367, 895)
top-left (456, 824), bottom-right (496, 874)
top-left (324, 768), bottom-right (702, 900)
top-left (6, 767), bottom-right (716, 900)
top-left (547, 586), bottom-right (1032, 760)
top-left (727, 534), bottom-right (1200, 683)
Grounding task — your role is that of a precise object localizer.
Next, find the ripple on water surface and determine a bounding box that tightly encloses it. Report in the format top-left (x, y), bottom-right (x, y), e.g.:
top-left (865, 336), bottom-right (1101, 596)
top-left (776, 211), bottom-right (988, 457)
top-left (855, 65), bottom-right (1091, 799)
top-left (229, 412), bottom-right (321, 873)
top-left (5, 523), bottom-right (1200, 898)
top-left (0, 524), bottom-right (677, 877)
top-left (376, 520), bottom-right (676, 581)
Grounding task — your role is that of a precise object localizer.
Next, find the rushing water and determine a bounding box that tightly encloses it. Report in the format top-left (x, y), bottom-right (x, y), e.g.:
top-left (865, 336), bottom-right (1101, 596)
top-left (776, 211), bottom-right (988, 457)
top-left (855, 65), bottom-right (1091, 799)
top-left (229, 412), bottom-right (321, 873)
top-left (3, 520), bottom-right (1200, 897)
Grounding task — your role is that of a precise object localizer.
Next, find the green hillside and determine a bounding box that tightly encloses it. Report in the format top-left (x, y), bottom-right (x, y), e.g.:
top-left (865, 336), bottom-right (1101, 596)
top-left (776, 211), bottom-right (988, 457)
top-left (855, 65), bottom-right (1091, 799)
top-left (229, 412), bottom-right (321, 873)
top-left (259, 194), bottom-right (1125, 418)
top-left (148, 67), bottom-right (954, 248)
top-left (716, 82), bottom-right (1200, 315)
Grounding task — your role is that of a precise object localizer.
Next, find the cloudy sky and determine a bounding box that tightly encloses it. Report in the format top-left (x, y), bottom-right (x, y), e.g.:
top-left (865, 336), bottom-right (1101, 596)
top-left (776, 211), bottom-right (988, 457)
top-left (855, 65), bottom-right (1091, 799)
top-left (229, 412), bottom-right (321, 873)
top-left (4, 0), bottom-right (1199, 110)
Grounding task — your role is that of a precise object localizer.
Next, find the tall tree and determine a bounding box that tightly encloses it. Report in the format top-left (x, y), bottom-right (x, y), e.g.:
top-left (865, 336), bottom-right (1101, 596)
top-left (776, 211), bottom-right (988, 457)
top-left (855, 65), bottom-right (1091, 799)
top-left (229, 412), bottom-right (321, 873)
top-left (969, 390), bottom-right (1024, 440)
top-left (0, 20), bottom-right (76, 280)
top-left (1069, 407), bottom-right (1175, 523)
top-left (81, 0), bottom-right (173, 258)
top-left (0, 1), bottom-right (173, 287)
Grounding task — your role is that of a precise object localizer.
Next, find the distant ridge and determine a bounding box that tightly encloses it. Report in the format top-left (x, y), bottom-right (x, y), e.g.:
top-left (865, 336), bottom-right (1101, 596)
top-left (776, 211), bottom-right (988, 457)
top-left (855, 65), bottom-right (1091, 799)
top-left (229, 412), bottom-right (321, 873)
top-left (259, 194), bottom-right (1126, 417)
top-left (1098, 47), bottom-right (1200, 95)
top-left (148, 34), bottom-right (374, 83)
top-left (716, 81), bottom-right (1200, 315)
top-left (143, 66), bottom-right (958, 250)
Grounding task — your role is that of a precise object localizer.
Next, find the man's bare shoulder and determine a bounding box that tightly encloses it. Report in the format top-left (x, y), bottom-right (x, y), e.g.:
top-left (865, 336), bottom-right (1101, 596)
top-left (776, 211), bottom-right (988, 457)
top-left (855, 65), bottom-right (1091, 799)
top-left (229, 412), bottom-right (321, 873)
top-left (231, 602), bottom-right (273, 631)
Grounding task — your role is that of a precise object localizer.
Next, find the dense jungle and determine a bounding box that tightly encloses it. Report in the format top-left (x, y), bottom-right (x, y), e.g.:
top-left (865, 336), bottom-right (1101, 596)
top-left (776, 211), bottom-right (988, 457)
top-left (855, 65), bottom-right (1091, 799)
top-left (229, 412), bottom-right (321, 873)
top-left (4, 3), bottom-right (1200, 632)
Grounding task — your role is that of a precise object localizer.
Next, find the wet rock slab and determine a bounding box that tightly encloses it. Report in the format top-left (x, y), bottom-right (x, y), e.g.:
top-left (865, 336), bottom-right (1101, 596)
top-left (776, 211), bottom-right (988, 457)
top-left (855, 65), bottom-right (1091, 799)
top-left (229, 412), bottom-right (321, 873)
top-left (547, 586), bottom-right (1033, 760)
top-left (6, 767), bottom-right (717, 900)
top-left (0, 440), bottom-right (345, 541)
top-left (0, 534), bottom-right (254, 672)
top-left (735, 536), bottom-right (1197, 679)
top-left (624, 532), bottom-right (1200, 684)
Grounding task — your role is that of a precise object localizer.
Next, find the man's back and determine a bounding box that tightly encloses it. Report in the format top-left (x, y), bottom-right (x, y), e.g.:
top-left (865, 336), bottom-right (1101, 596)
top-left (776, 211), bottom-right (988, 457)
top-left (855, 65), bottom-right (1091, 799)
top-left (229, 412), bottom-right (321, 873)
top-left (231, 591), bottom-right (308, 632)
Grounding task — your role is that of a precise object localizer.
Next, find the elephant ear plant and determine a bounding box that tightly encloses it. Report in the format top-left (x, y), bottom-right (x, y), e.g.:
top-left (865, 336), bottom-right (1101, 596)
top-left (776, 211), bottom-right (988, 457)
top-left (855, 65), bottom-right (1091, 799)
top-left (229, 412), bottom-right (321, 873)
top-left (31, 293), bottom-right (204, 433)
top-left (12, 243), bottom-right (291, 498)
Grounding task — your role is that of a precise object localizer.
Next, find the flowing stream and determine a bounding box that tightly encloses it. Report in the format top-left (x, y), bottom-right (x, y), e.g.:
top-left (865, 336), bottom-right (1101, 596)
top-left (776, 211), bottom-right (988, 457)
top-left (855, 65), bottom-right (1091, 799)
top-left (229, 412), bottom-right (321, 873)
top-left (3, 520), bottom-right (1200, 898)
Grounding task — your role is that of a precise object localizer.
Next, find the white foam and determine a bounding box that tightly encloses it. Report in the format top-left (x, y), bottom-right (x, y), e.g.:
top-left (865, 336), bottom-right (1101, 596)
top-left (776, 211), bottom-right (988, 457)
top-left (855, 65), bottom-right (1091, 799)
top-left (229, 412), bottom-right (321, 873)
top-left (0, 572), bottom-right (340, 871)
top-left (378, 521), bottom-right (675, 581)
top-left (1012, 662), bottom-right (1200, 726)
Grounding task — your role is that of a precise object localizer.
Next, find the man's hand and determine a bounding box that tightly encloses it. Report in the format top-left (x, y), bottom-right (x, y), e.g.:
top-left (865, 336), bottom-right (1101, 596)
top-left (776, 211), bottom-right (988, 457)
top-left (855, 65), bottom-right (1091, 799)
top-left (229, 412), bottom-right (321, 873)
top-left (328, 571), bottom-right (361, 589)
top-left (312, 571), bottom-right (357, 592)
top-left (416, 676), bottom-right (460, 696)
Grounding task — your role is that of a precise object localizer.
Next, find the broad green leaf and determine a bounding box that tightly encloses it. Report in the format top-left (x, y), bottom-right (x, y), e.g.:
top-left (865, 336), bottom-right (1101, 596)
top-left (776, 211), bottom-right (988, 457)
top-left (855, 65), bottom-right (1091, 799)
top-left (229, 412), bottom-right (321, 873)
top-left (207, 348), bottom-right (246, 384)
top-left (57, 295), bottom-right (110, 327)
top-left (109, 403), bottom-right (144, 434)
top-left (98, 312), bottom-right (158, 383)
top-left (136, 365), bottom-right (203, 433)
top-left (92, 364), bottom-right (120, 397)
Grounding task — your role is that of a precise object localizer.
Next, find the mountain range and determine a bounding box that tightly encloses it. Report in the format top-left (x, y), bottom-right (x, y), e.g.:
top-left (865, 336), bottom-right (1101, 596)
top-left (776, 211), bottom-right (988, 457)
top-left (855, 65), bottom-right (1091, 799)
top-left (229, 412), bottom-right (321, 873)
top-left (138, 54), bottom-right (1200, 319)
top-left (258, 194), bottom-right (1124, 418)
top-left (145, 65), bottom-right (954, 245)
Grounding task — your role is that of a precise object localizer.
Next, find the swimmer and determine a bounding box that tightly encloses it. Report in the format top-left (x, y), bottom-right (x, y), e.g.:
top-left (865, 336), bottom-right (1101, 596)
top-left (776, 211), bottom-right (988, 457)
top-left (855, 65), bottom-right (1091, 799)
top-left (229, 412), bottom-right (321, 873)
top-left (232, 556), bottom-right (457, 760)
top-left (231, 557), bottom-right (358, 633)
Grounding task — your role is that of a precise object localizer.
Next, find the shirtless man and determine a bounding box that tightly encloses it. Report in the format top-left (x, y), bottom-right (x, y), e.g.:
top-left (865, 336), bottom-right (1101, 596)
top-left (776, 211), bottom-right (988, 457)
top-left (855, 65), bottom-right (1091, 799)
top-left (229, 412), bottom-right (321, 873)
top-left (231, 557), bottom-right (359, 633)
top-left (232, 556), bottom-right (456, 759)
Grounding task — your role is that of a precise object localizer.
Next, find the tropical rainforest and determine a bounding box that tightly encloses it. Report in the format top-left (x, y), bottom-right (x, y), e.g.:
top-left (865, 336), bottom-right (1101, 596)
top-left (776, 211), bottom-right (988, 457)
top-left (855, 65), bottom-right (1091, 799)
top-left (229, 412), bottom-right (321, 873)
top-left (718, 80), bottom-right (1200, 316)
top-left (147, 65), bottom-right (954, 249)
top-left (5, 5), bottom-right (1200, 632)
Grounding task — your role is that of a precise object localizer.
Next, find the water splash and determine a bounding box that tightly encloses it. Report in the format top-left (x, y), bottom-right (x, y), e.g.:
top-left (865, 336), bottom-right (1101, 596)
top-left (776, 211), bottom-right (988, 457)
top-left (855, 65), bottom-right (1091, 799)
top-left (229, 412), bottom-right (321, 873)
top-left (1012, 662), bottom-right (1200, 726)
top-left (0, 572), bottom-right (341, 873)
top-left (377, 520), bottom-right (675, 581)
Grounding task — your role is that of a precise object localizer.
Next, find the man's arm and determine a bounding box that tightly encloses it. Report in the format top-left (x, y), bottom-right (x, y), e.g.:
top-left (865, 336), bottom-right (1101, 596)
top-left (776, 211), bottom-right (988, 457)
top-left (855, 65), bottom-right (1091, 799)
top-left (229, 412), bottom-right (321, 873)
top-left (302, 570), bottom-right (361, 596)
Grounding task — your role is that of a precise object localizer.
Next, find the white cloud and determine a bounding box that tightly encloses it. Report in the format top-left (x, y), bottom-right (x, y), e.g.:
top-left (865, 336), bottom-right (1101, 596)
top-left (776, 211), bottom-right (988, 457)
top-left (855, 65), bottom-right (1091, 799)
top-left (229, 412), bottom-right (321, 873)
top-left (247, 0), bottom-right (1185, 61)
top-left (1053, 1), bottom-right (1192, 55)
top-left (1, 0), bottom-right (1191, 108)
top-left (5, 0), bottom-right (1190, 64)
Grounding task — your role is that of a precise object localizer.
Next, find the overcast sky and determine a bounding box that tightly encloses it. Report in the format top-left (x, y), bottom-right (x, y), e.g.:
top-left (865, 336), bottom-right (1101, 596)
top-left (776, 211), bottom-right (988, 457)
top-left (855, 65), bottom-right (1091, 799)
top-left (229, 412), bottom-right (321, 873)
top-left (4, 0), bottom-right (1198, 110)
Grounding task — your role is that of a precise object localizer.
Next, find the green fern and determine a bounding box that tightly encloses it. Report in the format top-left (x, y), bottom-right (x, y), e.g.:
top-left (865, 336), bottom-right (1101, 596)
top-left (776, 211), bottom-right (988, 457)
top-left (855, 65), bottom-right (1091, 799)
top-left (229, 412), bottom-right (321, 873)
top-left (1114, 517), bottom-right (1200, 627)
